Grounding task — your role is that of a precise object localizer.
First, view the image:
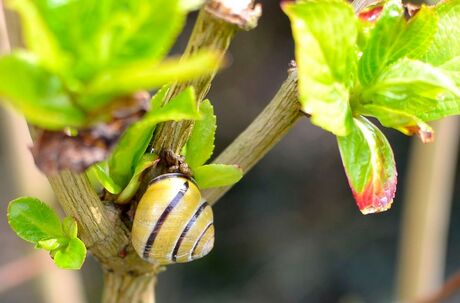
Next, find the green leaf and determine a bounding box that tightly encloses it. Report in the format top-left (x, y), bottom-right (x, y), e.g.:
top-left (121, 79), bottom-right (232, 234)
top-left (116, 154), bottom-right (159, 204)
top-left (337, 116), bottom-right (397, 214)
top-left (194, 164), bottom-right (243, 189)
top-left (86, 51), bottom-right (220, 99)
top-left (13, 0), bottom-right (187, 82)
top-left (136, 86), bottom-right (201, 128)
top-left (359, 1), bottom-right (438, 86)
top-left (151, 85), bottom-right (171, 111)
top-left (62, 217), bottom-right (78, 239)
top-left (107, 87), bottom-right (200, 188)
top-left (8, 0), bottom-right (69, 73)
top-left (283, 0), bottom-right (357, 136)
top-left (422, 0), bottom-right (460, 66)
top-left (0, 52), bottom-right (86, 129)
top-left (185, 100), bottom-right (217, 169)
top-left (7, 197), bottom-right (63, 243)
top-left (359, 58), bottom-right (460, 131)
top-left (87, 162), bottom-right (123, 194)
top-left (36, 238), bottom-right (64, 251)
top-left (53, 238), bottom-right (86, 270)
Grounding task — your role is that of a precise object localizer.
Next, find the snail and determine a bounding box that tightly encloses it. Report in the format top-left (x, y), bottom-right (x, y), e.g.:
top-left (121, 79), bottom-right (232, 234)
top-left (131, 173), bottom-right (215, 265)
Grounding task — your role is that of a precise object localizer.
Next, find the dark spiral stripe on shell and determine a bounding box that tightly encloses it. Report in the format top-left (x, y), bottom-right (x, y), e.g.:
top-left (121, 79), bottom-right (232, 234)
top-left (191, 222), bottom-right (213, 258)
top-left (172, 201), bottom-right (209, 262)
top-left (142, 181), bottom-right (189, 259)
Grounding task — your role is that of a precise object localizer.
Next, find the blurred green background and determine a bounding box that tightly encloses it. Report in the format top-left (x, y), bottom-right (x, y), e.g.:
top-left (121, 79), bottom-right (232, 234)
top-left (1, 1), bottom-right (459, 302)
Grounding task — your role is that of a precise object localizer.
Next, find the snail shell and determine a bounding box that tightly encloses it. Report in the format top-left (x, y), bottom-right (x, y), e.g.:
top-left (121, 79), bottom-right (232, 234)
top-left (132, 173), bottom-right (214, 265)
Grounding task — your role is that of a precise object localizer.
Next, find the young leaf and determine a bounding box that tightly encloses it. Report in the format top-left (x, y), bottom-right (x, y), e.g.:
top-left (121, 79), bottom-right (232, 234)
top-left (62, 217), bottom-right (78, 239)
top-left (8, 0), bottom-right (69, 73)
top-left (356, 104), bottom-right (434, 143)
top-left (358, 0), bottom-right (438, 85)
top-left (422, 0), bottom-right (460, 66)
top-left (0, 52), bottom-right (86, 129)
top-left (185, 100), bottom-right (217, 169)
top-left (116, 154), bottom-right (159, 204)
top-left (107, 87), bottom-right (200, 188)
top-left (8, 197), bottom-right (63, 243)
top-left (337, 116), bottom-right (397, 214)
top-left (283, 0), bottom-right (357, 136)
top-left (15, 0), bottom-right (187, 81)
top-left (87, 162), bottom-right (123, 194)
top-left (86, 51), bottom-right (220, 99)
top-left (359, 58), bottom-right (460, 131)
top-left (135, 86), bottom-right (201, 129)
top-left (36, 238), bottom-right (63, 251)
top-left (105, 86), bottom-right (169, 189)
top-left (53, 238), bottom-right (87, 270)
top-left (194, 164), bottom-right (243, 189)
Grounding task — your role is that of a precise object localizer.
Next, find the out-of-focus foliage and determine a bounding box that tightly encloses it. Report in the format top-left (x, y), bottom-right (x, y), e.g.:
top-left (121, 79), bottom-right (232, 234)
top-left (0, 0), bottom-right (219, 129)
top-left (285, 0), bottom-right (460, 213)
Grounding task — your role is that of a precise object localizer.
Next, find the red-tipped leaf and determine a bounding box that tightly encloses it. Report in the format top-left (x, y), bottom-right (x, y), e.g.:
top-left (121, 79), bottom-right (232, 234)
top-left (337, 116), bottom-right (397, 214)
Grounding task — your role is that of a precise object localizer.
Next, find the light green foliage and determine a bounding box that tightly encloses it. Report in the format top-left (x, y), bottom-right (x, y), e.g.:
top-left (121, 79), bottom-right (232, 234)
top-left (116, 154), bottom-right (159, 203)
top-left (53, 238), bottom-right (87, 270)
top-left (8, 197), bottom-right (86, 269)
top-left (359, 1), bottom-right (438, 85)
top-left (194, 164), bottom-right (243, 189)
top-left (286, 0), bottom-right (460, 212)
top-left (185, 100), bottom-right (217, 169)
top-left (86, 51), bottom-right (219, 99)
top-left (183, 100), bottom-right (243, 189)
top-left (360, 58), bottom-right (460, 129)
top-left (105, 87), bottom-right (200, 190)
top-left (0, 52), bottom-right (85, 129)
top-left (422, 0), bottom-right (460, 66)
top-left (1, 0), bottom-right (217, 129)
top-left (90, 87), bottom-right (201, 196)
top-left (283, 0), bottom-right (357, 136)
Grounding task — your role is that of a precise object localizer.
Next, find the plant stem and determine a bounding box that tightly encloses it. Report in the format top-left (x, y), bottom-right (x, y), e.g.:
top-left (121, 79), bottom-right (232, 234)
top-left (202, 69), bottom-right (301, 205)
top-left (45, 1), bottom-right (260, 302)
top-left (102, 271), bottom-right (156, 303)
top-left (152, 0), bottom-right (261, 153)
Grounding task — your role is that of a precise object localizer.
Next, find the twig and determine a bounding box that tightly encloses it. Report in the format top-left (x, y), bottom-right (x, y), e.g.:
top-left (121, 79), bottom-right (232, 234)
top-left (203, 69), bottom-right (301, 205)
top-left (413, 270), bottom-right (460, 303)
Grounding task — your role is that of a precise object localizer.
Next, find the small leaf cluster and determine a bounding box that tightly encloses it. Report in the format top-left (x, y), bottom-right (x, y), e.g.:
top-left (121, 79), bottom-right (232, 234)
top-left (88, 85), bottom-right (201, 201)
top-left (284, 0), bottom-right (460, 214)
top-left (7, 197), bottom-right (86, 269)
top-left (183, 100), bottom-right (243, 190)
top-left (89, 88), bottom-right (243, 202)
top-left (0, 0), bottom-right (216, 130)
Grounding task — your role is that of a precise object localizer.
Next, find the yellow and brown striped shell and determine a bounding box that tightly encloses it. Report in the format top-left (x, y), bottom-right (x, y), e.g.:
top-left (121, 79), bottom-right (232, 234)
top-left (132, 173), bottom-right (214, 265)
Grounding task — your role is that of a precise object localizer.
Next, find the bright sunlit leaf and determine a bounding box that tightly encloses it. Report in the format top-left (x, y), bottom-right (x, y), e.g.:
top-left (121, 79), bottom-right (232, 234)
top-left (185, 100), bottom-right (217, 169)
top-left (358, 0), bottom-right (438, 85)
top-left (283, 0), bottom-right (357, 136)
top-left (8, 197), bottom-right (63, 243)
top-left (194, 164), bottom-right (243, 189)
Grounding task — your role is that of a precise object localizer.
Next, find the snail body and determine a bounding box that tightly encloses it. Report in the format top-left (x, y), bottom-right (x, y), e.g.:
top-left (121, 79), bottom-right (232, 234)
top-left (132, 173), bottom-right (214, 265)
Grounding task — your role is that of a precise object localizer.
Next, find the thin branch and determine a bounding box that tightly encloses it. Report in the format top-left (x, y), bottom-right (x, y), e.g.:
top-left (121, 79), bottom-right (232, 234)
top-left (203, 69), bottom-right (300, 205)
top-left (413, 270), bottom-right (460, 303)
top-left (151, 0), bottom-right (261, 153)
